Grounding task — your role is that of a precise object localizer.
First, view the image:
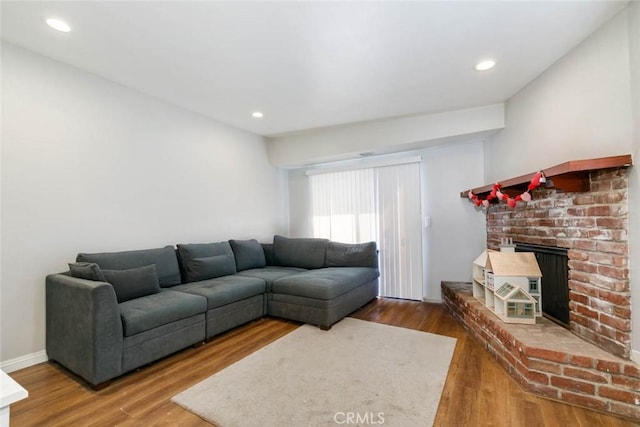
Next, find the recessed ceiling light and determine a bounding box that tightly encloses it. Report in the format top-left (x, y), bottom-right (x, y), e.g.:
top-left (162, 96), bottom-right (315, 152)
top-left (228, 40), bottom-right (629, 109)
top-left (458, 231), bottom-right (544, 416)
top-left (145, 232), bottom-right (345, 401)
top-left (251, 111), bottom-right (264, 118)
top-left (475, 60), bottom-right (496, 71)
top-left (46, 18), bottom-right (71, 33)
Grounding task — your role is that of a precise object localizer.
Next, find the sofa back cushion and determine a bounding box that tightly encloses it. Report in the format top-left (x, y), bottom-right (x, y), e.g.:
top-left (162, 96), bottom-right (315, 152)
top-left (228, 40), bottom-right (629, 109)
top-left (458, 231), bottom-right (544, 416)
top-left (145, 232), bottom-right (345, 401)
top-left (273, 235), bottom-right (328, 269)
top-left (76, 246), bottom-right (181, 287)
top-left (325, 241), bottom-right (378, 268)
top-left (177, 242), bottom-right (237, 283)
top-left (229, 239), bottom-right (267, 271)
top-left (102, 264), bottom-right (161, 303)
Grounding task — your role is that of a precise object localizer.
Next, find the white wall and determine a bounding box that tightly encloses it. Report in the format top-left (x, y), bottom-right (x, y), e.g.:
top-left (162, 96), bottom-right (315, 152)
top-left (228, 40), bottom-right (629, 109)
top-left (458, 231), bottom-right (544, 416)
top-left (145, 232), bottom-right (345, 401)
top-left (484, 9), bottom-right (633, 183)
top-left (420, 140), bottom-right (486, 301)
top-left (287, 139), bottom-right (486, 302)
top-left (0, 43), bottom-right (288, 365)
top-left (627, 2), bottom-right (640, 364)
top-left (483, 8), bottom-right (639, 357)
top-left (267, 104), bottom-right (504, 167)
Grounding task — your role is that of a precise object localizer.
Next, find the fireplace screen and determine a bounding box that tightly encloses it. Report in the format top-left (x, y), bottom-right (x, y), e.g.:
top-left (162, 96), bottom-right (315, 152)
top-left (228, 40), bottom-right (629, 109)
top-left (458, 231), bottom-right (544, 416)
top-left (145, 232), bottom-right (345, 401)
top-left (516, 243), bottom-right (569, 327)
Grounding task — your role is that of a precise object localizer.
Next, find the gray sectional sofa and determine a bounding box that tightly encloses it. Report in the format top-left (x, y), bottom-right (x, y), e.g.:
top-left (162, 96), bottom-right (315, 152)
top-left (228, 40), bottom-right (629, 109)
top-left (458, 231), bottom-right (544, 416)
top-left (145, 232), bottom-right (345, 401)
top-left (46, 235), bottom-right (379, 388)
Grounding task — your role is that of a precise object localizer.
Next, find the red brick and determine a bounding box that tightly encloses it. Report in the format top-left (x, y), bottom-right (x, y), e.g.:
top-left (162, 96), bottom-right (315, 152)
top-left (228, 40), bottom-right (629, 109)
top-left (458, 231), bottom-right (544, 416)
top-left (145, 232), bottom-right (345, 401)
top-left (574, 240), bottom-right (598, 251)
top-left (551, 376), bottom-right (596, 394)
top-left (567, 249), bottom-right (589, 261)
top-left (522, 346), bottom-right (569, 363)
top-left (590, 181), bottom-right (612, 192)
top-left (614, 306), bottom-right (631, 320)
top-left (527, 359), bottom-right (563, 375)
top-left (593, 192), bottom-right (626, 204)
top-left (570, 312), bottom-right (591, 327)
top-left (609, 402), bottom-right (640, 421)
top-left (567, 207), bottom-right (587, 217)
top-left (599, 313), bottom-right (631, 332)
top-left (623, 364), bottom-right (640, 379)
top-left (561, 218), bottom-right (597, 228)
top-left (569, 355), bottom-right (595, 368)
top-left (573, 194), bottom-right (595, 205)
top-left (530, 383), bottom-right (560, 400)
top-left (596, 241), bottom-right (628, 255)
top-left (589, 298), bottom-right (615, 315)
top-left (612, 374), bottom-right (640, 389)
top-left (568, 291), bottom-right (589, 305)
top-left (597, 265), bottom-right (629, 280)
top-left (563, 366), bottom-right (608, 383)
top-left (591, 275), bottom-right (628, 292)
top-left (596, 360), bottom-right (621, 374)
top-left (560, 391), bottom-right (607, 411)
top-left (568, 260), bottom-right (598, 274)
top-left (587, 206), bottom-right (612, 216)
top-left (596, 217), bottom-right (626, 229)
top-left (568, 272), bottom-right (593, 286)
top-left (575, 304), bottom-right (598, 319)
top-left (599, 386), bottom-right (640, 404)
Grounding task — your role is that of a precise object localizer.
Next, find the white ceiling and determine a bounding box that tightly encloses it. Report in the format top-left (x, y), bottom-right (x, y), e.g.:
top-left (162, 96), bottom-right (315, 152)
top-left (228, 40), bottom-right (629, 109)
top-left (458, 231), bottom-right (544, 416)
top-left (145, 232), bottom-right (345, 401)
top-left (0, 1), bottom-right (627, 136)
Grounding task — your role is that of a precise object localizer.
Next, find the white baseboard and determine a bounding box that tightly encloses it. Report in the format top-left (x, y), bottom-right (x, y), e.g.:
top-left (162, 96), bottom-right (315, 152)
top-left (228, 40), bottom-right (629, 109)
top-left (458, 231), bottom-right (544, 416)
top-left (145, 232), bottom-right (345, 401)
top-left (632, 349), bottom-right (640, 365)
top-left (423, 297), bottom-right (442, 303)
top-left (0, 350), bottom-right (48, 373)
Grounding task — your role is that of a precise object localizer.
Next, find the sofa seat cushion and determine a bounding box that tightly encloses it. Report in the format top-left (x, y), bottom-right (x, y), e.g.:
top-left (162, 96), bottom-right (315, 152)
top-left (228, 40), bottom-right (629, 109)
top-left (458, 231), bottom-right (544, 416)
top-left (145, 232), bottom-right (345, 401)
top-left (272, 267), bottom-right (379, 300)
top-left (119, 290), bottom-right (207, 337)
top-left (237, 266), bottom-right (307, 291)
top-left (172, 275), bottom-right (266, 309)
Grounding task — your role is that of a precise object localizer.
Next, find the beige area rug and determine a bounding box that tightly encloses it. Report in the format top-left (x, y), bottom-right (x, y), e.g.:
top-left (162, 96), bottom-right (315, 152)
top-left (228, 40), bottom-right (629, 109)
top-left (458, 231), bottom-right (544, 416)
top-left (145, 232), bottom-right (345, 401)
top-left (172, 318), bottom-right (456, 427)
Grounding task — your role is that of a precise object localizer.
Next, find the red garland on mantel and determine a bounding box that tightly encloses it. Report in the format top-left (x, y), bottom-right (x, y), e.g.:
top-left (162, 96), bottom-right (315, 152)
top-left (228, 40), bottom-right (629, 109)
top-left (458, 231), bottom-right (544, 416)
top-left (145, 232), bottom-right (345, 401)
top-left (467, 171), bottom-right (546, 209)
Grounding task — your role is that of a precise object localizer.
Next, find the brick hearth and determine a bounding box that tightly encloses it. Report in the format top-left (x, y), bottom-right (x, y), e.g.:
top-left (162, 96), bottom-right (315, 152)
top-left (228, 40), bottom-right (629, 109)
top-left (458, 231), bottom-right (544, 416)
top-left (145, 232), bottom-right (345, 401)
top-left (486, 168), bottom-right (630, 358)
top-left (442, 281), bottom-right (640, 421)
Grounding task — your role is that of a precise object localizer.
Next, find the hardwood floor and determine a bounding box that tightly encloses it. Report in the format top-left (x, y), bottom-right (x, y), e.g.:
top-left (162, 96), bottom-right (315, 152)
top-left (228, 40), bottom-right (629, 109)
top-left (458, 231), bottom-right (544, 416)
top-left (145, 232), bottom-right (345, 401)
top-left (8, 298), bottom-right (638, 426)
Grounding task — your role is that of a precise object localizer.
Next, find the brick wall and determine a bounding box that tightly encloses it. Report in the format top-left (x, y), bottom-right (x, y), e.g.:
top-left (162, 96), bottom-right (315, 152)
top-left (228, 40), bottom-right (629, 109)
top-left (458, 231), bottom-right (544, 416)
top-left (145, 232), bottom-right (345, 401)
top-left (486, 168), bottom-right (630, 359)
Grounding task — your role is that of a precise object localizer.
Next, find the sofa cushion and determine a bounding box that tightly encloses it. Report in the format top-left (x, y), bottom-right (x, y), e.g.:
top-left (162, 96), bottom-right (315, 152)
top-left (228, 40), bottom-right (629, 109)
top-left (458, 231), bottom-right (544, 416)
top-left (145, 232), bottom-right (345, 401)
top-left (177, 242), bottom-right (237, 283)
top-left (325, 241), bottom-right (378, 268)
top-left (76, 246), bottom-right (181, 287)
top-left (171, 275), bottom-right (266, 309)
top-left (272, 267), bottom-right (379, 300)
top-left (119, 290), bottom-right (207, 337)
top-left (273, 235), bottom-right (328, 269)
top-left (189, 255), bottom-right (236, 281)
top-left (237, 266), bottom-right (307, 291)
top-left (68, 262), bottom-right (106, 282)
top-left (229, 239), bottom-right (267, 271)
top-left (102, 264), bottom-right (161, 303)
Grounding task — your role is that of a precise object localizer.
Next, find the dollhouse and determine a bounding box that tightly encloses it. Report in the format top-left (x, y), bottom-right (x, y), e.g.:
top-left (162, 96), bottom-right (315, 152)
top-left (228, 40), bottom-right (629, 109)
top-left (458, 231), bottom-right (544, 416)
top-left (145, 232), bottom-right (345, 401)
top-left (472, 244), bottom-right (542, 324)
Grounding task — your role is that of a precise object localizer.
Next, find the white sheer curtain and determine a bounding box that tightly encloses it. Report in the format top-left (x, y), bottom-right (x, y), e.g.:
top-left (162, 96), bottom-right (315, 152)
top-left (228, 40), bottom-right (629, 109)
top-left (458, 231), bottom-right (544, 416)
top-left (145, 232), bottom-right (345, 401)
top-left (308, 161), bottom-right (423, 300)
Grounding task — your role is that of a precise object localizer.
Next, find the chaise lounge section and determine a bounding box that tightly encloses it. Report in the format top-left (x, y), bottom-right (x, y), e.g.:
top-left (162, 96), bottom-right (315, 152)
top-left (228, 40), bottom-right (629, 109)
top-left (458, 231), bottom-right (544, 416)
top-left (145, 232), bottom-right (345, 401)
top-left (46, 235), bottom-right (379, 387)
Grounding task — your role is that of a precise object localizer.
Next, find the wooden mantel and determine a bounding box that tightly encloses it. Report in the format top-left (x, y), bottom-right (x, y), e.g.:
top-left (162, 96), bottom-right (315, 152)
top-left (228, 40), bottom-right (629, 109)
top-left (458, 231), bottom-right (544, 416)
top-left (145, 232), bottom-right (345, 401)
top-left (460, 154), bottom-right (633, 198)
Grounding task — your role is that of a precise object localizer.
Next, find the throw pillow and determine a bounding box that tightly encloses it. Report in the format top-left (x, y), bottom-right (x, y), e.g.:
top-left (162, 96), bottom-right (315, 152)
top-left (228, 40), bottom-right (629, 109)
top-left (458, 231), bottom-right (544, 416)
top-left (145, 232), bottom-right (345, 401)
top-left (68, 262), bottom-right (106, 282)
top-left (102, 264), bottom-right (161, 303)
top-left (229, 239), bottom-right (267, 271)
top-left (189, 255), bottom-right (237, 281)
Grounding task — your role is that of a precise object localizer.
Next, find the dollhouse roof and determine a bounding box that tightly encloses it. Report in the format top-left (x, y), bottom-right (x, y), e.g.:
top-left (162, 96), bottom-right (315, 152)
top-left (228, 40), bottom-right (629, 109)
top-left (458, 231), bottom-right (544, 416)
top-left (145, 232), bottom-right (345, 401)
top-left (487, 252), bottom-right (542, 277)
top-left (473, 249), bottom-right (496, 268)
top-left (495, 282), bottom-right (537, 302)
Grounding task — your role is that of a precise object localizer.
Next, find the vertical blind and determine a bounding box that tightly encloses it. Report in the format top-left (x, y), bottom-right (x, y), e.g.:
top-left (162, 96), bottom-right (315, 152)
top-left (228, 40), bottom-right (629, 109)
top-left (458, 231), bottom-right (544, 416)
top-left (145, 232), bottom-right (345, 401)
top-left (308, 161), bottom-right (423, 300)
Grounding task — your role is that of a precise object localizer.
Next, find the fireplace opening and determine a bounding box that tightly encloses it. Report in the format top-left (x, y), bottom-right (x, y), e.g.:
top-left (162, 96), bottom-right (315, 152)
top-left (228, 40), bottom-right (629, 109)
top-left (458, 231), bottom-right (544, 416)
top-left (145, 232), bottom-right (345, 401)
top-left (515, 243), bottom-right (569, 328)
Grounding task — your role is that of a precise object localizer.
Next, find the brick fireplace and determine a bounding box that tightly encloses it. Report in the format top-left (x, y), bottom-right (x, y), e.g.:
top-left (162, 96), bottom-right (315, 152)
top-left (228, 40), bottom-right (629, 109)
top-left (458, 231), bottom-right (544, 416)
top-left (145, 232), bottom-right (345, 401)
top-left (442, 162), bottom-right (640, 421)
top-left (487, 167), bottom-right (630, 359)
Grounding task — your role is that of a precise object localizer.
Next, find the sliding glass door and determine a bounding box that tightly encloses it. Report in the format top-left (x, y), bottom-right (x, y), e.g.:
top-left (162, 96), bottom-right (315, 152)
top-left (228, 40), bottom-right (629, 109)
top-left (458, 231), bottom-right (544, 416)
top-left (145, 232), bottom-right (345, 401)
top-left (309, 160), bottom-right (423, 300)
